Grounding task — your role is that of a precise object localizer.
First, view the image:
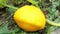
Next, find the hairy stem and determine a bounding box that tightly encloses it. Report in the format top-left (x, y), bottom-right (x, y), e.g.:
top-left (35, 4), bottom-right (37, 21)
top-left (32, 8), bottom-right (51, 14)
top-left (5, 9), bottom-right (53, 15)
top-left (47, 19), bottom-right (60, 26)
top-left (4, 4), bottom-right (18, 10)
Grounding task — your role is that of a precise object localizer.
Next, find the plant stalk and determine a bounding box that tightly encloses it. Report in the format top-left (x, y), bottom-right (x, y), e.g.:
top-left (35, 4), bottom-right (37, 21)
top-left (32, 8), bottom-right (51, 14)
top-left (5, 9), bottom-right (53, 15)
top-left (4, 4), bottom-right (18, 10)
top-left (47, 19), bottom-right (60, 26)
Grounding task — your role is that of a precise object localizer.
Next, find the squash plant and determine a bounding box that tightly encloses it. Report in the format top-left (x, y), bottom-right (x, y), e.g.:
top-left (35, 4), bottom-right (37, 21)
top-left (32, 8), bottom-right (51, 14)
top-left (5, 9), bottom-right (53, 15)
top-left (0, 0), bottom-right (60, 34)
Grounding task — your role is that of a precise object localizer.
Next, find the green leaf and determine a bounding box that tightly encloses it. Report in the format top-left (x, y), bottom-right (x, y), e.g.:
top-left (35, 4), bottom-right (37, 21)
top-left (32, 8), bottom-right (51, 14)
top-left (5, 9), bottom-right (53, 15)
top-left (0, 22), bottom-right (20, 34)
top-left (0, 0), bottom-right (8, 8)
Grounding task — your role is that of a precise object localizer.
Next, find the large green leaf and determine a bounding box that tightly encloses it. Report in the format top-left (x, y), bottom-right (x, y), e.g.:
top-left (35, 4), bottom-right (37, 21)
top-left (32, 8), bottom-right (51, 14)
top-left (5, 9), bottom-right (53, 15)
top-left (0, 23), bottom-right (20, 34)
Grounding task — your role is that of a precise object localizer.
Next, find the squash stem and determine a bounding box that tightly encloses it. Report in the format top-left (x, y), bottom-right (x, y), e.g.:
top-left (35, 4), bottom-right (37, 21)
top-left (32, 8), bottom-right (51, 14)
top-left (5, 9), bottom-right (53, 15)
top-left (4, 4), bottom-right (18, 10)
top-left (47, 19), bottom-right (60, 26)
